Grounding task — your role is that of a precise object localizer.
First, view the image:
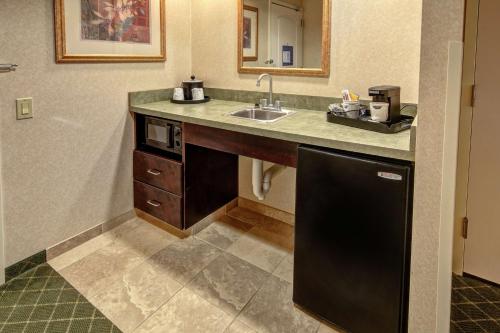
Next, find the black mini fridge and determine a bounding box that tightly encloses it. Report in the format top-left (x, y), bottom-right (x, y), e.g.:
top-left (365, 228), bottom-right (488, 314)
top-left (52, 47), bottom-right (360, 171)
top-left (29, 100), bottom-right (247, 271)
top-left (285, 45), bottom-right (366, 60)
top-left (293, 145), bottom-right (413, 333)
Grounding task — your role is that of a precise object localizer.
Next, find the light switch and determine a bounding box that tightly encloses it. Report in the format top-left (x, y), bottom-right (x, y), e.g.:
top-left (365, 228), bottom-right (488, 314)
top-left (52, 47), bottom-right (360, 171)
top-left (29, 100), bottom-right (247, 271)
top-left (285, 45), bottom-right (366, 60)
top-left (21, 103), bottom-right (29, 115)
top-left (16, 97), bottom-right (33, 120)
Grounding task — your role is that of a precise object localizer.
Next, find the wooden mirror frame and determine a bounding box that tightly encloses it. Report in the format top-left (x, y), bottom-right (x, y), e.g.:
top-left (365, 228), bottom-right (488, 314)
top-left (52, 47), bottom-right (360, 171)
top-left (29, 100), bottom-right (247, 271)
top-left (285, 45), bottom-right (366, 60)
top-left (237, 0), bottom-right (331, 77)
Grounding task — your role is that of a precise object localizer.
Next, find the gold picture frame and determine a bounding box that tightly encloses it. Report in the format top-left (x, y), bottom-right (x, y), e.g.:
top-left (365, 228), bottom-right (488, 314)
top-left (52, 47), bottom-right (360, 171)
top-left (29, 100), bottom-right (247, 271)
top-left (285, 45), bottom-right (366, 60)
top-left (54, 0), bottom-right (166, 63)
top-left (242, 5), bottom-right (259, 62)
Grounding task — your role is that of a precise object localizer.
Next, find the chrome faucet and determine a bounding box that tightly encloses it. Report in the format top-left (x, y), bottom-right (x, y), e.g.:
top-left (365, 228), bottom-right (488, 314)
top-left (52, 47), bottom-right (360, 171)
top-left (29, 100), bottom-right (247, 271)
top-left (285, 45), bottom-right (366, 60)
top-left (256, 73), bottom-right (273, 106)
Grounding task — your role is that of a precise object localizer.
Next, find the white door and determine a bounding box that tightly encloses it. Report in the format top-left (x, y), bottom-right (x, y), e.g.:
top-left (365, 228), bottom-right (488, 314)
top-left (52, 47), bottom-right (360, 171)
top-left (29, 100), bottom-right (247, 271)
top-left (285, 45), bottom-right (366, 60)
top-left (463, 0), bottom-right (500, 284)
top-left (269, 2), bottom-right (303, 68)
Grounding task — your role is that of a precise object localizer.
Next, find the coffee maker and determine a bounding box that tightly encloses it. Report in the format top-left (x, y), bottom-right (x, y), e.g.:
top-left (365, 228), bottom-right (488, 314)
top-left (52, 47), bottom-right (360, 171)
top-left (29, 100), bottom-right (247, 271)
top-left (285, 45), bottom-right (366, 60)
top-left (368, 86), bottom-right (401, 123)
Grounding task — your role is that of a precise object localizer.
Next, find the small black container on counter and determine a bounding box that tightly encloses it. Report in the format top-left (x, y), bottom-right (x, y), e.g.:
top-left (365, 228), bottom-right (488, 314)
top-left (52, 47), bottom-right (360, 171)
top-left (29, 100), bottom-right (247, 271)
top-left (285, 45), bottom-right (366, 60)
top-left (171, 96), bottom-right (211, 104)
top-left (182, 75), bottom-right (203, 101)
top-left (171, 75), bottom-right (211, 104)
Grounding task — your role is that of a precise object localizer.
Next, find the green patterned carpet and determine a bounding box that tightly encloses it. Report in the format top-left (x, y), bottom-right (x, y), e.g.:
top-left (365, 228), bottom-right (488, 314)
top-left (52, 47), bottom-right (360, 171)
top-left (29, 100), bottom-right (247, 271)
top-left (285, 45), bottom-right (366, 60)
top-left (0, 264), bottom-right (121, 333)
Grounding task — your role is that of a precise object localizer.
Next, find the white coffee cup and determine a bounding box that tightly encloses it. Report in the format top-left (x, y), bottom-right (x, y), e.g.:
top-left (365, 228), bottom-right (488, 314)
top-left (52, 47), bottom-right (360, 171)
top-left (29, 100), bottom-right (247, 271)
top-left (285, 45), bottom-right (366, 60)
top-left (173, 87), bottom-right (184, 101)
top-left (192, 88), bottom-right (204, 101)
top-left (370, 102), bottom-right (389, 122)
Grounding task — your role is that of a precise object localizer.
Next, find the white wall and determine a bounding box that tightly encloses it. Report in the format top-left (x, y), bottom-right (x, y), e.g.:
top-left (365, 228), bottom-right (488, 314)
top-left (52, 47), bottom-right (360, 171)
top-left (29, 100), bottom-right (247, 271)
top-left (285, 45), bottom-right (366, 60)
top-left (0, 0), bottom-right (192, 266)
top-left (191, 0), bottom-right (423, 213)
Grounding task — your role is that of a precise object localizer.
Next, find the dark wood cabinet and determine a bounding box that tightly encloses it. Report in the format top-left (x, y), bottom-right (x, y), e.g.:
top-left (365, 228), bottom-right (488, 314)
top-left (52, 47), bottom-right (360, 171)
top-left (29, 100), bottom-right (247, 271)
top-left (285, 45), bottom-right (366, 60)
top-left (133, 181), bottom-right (183, 229)
top-left (184, 144), bottom-right (238, 229)
top-left (133, 115), bottom-right (297, 230)
top-left (184, 123), bottom-right (298, 167)
top-left (133, 114), bottom-right (239, 230)
top-left (133, 150), bottom-right (183, 196)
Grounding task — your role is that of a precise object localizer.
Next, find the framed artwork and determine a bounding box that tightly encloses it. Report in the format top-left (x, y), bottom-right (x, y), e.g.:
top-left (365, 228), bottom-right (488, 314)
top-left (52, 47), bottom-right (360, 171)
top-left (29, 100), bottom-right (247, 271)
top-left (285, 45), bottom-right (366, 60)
top-left (242, 5), bottom-right (258, 62)
top-left (54, 0), bottom-right (166, 63)
top-left (282, 45), bottom-right (294, 67)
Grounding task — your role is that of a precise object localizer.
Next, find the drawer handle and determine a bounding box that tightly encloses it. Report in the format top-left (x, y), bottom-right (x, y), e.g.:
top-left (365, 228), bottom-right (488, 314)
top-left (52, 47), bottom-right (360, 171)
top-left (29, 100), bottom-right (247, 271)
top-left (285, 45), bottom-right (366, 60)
top-left (147, 169), bottom-right (162, 176)
top-left (147, 200), bottom-right (161, 207)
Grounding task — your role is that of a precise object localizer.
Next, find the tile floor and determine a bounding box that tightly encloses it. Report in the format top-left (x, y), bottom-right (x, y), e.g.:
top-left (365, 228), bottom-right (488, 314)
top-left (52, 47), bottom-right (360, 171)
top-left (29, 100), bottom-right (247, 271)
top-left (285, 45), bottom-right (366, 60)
top-left (49, 207), bottom-right (340, 333)
top-left (0, 264), bottom-right (120, 332)
top-left (8, 207), bottom-right (492, 332)
top-left (451, 274), bottom-right (500, 333)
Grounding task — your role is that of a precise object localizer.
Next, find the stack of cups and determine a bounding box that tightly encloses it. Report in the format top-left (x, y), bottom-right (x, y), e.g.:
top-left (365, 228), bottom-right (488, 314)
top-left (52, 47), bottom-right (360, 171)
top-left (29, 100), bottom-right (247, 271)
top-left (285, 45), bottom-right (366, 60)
top-left (341, 101), bottom-right (361, 119)
top-left (173, 88), bottom-right (184, 101)
top-left (192, 88), bottom-right (204, 101)
top-left (172, 87), bottom-right (205, 101)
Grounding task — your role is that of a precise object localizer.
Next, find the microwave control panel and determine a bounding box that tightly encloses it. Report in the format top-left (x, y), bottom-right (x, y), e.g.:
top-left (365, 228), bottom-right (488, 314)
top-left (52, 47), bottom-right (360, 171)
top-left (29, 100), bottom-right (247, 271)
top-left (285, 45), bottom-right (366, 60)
top-left (173, 125), bottom-right (182, 152)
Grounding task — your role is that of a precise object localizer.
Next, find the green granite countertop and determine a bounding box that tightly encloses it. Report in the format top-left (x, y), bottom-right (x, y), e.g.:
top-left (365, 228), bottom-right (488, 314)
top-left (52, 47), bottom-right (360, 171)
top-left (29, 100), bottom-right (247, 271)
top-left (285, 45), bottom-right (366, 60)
top-left (130, 99), bottom-right (416, 161)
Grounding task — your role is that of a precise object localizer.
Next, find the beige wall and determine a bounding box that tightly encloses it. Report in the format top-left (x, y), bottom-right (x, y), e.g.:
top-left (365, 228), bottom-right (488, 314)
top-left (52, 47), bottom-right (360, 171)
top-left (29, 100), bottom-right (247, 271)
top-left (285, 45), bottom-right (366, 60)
top-left (0, 0), bottom-right (192, 266)
top-left (192, 0), bottom-right (422, 102)
top-left (409, 0), bottom-right (465, 332)
top-left (192, 0), bottom-right (422, 213)
top-left (303, 0), bottom-right (323, 68)
top-left (239, 157), bottom-right (296, 214)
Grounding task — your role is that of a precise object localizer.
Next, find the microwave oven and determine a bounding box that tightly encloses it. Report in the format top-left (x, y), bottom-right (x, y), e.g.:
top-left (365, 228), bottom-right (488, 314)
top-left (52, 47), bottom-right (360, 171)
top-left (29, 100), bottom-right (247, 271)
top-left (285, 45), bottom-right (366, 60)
top-left (144, 116), bottom-right (182, 154)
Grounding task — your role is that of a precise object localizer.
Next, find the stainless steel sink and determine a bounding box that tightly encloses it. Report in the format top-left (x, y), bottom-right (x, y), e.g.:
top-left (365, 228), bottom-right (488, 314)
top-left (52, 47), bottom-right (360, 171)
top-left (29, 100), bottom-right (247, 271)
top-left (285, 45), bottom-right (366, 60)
top-left (229, 107), bottom-right (294, 123)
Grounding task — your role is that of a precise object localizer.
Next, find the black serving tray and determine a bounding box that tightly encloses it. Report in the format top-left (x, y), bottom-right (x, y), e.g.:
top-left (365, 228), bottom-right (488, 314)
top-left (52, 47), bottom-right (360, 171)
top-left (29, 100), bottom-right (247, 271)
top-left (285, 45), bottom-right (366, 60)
top-left (170, 96), bottom-right (211, 104)
top-left (327, 111), bottom-right (414, 134)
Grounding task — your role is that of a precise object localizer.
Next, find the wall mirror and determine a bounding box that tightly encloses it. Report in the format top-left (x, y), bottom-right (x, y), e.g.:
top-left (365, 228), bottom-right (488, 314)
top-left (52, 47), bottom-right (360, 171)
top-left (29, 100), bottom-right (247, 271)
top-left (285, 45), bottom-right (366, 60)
top-left (238, 0), bottom-right (331, 77)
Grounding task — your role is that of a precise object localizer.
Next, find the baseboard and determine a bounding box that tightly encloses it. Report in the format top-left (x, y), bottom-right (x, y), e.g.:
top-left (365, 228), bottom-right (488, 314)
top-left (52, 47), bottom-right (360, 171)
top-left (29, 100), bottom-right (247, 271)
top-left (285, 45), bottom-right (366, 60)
top-left (237, 197), bottom-right (295, 225)
top-left (136, 209), bottom-right (191, 239)
top-left (5, 212), bottom-right (134, 282)
top-left (462, 272), bottom-right (500, 288)
top-left (5, 198), bottom-right (289, 283)
top-left (46, 210), bottom-right (136, 261)
top-left (5, 250), bottom-right (47, 282)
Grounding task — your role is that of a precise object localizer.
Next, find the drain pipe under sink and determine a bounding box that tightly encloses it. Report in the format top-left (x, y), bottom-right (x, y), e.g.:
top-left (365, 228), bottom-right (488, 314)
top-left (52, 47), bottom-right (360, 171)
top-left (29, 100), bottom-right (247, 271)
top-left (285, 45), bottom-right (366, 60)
top-left (252, 159), bottom-right (287, 200)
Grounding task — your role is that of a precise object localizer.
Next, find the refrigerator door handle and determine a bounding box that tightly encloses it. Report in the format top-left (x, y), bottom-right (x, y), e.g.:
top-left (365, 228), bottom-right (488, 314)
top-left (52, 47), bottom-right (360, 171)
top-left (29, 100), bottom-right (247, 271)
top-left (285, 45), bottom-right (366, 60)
top-left (377, 171), bottom-right (403, 181)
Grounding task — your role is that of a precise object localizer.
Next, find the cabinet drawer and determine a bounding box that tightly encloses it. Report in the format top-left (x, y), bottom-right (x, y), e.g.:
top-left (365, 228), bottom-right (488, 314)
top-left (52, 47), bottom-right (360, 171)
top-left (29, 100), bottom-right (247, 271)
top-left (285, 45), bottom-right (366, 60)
top-left (134, 181), bottom-right (183, 229)
top-left (133, 150), bottom-right (183, 196)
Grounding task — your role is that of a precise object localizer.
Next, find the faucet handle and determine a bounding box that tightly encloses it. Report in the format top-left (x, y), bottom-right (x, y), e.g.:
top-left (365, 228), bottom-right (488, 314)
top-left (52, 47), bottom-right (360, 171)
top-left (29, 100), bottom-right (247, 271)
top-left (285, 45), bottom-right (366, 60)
top-left (259, 99), bottom-right (268, 108)
top-left (275, 100), bottom-right (282, 110)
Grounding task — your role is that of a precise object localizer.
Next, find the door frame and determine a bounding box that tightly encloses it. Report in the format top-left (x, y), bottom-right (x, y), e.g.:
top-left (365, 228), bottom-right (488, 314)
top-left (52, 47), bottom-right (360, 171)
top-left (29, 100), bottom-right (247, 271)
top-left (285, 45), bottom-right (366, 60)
top-left (0, 160), bottom-right (5, 285)
top-left (453, 0), bottom-right (480, 275)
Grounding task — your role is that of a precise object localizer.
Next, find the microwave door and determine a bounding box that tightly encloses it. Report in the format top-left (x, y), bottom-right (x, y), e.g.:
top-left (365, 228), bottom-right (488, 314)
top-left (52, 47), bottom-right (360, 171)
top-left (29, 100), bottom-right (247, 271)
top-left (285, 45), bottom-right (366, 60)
top-left (146, 119), bottom-right (172, 150)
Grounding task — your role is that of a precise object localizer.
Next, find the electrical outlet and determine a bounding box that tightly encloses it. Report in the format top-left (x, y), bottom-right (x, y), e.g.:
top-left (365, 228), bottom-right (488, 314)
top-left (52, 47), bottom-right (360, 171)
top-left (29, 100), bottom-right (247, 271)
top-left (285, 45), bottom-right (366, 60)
top-left (16, 97), bottom-right (33, 120)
